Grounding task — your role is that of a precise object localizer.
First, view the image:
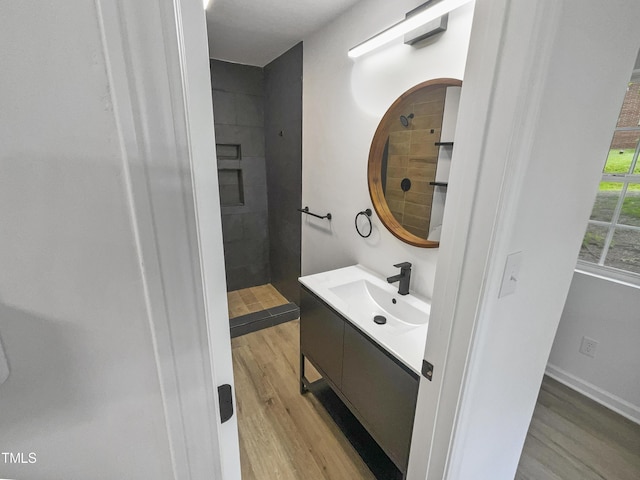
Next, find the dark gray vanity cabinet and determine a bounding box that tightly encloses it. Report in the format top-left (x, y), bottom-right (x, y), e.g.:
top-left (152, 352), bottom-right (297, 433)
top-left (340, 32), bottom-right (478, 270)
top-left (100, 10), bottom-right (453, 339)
top-left (342, 323), bottom-right (419, 469)
top-left (300, 287), bottom-right (419, 473)
top-left (300, 288), bottom-right (345, 389)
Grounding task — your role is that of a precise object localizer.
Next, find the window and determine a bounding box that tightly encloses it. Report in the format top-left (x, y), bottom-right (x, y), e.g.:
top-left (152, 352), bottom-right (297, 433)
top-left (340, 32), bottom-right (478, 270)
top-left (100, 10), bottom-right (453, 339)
top-left (578, 70), bottom-right (640, 280)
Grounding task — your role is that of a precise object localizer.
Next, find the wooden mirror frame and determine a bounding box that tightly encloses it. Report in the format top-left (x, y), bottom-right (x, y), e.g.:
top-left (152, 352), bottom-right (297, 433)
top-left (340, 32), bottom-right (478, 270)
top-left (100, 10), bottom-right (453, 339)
top-left (367, 78), bottom-right (462, 248)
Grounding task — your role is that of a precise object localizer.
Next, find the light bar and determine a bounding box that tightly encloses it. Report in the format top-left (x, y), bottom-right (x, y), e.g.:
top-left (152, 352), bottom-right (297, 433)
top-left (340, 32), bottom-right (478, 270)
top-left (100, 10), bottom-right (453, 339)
top-left (348, 0), bottom-right (472, 58)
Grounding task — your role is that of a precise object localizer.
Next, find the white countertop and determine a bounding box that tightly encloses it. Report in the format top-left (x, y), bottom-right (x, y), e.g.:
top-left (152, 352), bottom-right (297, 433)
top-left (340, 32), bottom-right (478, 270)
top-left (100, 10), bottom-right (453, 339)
top-left (299, 264), bottom-right (430, 375)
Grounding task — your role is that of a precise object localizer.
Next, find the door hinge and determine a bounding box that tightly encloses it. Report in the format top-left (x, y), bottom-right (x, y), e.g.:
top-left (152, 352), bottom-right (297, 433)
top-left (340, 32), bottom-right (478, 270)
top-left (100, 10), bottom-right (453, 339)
top-left (217, 384), bottom-right (234, 423)
top-left (422, 360), bottom-right (434, 381)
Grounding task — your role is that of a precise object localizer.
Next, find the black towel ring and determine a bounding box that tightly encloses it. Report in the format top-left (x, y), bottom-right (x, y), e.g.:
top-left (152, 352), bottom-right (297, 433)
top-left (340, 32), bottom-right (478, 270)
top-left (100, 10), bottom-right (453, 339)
top-left (355, 209), bottom-right (373, 238)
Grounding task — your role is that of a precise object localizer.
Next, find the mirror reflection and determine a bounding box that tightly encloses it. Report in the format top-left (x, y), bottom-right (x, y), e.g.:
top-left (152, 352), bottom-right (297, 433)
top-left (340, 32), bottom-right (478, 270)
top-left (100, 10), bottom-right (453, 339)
top-left (368, 79), bottom-right (462, 247)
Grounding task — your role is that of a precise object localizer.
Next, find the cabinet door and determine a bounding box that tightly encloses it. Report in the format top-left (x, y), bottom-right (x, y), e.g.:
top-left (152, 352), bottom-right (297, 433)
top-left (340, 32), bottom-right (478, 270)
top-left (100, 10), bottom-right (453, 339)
top-left (300, 289), bottom-right (344, 389)
top-left (342, 323), bottom-right (419, 471)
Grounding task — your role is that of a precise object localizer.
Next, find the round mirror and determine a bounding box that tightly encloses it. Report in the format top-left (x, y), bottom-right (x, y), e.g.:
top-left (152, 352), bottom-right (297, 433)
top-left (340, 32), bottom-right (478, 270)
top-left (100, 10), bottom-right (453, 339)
top-left (368, 78), bottom-right (462, 247)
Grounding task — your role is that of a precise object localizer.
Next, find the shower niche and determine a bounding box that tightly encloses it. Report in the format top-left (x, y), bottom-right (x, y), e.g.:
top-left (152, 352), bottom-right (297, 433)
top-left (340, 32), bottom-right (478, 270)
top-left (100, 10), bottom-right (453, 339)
top-left (216, 144), bottom-right (245, 207)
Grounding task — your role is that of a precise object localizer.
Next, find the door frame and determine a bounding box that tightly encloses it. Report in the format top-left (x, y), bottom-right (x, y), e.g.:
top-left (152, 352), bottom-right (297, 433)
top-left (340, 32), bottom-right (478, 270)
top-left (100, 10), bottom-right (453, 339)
top-left (408, 0), bottom-right (640, 479)
top-left (409, 1), bottom-right (564, 477)
top-left (96, 0), bottom-right (241, 478)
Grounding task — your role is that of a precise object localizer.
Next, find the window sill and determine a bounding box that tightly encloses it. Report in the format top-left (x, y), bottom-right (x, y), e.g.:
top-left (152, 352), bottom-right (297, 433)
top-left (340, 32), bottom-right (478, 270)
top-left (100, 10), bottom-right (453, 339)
top-left (575, 261), bottom-right (640, 289)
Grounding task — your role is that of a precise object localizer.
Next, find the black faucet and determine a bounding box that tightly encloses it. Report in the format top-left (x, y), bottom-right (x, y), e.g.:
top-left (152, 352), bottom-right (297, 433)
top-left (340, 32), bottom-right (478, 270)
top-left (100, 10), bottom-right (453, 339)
top-left (387, 262), bottom-right (412, 295)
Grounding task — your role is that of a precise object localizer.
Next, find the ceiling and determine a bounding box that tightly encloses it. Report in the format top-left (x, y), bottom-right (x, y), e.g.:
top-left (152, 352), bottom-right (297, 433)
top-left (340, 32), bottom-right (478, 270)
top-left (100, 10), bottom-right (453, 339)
top-left (205, 0), bottom-right (362, 67)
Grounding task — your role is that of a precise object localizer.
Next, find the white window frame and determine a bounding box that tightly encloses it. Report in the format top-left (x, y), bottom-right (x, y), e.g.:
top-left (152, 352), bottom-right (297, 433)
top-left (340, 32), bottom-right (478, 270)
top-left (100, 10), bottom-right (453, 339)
top-left (577, 69), bottom-right (640, 285)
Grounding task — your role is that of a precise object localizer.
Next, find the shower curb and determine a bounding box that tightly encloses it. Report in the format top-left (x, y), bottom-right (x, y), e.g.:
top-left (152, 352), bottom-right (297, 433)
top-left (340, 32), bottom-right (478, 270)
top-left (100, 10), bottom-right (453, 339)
top-left (229, 302), bottom-right (300, 338)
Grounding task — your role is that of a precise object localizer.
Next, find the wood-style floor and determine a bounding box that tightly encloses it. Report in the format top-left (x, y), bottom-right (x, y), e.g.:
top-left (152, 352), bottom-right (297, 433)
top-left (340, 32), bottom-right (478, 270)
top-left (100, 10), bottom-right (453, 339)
top-left (231, 319), bottom-right (375, 480)
top-left (517, 376), bottom-right (640, 480)
top-left (227, 284), bottom-right (289, 319)
top-left (232, 320), bottom-right (640, 480)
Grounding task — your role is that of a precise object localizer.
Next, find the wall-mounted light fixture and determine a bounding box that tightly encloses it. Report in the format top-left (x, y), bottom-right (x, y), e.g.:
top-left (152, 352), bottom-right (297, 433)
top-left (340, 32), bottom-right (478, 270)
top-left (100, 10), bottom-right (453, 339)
top-left (348, 0), bottom-right (472, 58)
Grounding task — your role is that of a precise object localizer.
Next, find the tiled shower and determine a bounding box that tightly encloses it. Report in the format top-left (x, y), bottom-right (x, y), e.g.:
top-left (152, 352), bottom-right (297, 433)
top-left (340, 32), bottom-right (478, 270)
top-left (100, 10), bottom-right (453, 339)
top-left (210, 43), bottom-right (302, 323)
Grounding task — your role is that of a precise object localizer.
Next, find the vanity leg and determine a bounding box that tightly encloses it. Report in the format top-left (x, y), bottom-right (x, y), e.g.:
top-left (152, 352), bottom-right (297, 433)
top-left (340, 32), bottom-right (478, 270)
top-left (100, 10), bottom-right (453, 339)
top-left (300, 352), bottom-right (308, 395)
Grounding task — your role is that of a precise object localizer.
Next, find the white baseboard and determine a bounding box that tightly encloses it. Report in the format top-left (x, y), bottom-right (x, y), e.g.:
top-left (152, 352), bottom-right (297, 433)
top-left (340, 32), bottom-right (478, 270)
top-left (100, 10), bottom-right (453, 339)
top-left (545, 364), bottom-right (640, 425)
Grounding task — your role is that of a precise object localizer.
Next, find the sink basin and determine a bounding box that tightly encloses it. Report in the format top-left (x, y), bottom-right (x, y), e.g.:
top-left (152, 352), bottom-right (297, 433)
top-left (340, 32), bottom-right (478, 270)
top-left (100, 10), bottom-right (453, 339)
top-left (299, 264), bottom-right (431, 373)
top-left (329, 279), bottom-right (428, 326)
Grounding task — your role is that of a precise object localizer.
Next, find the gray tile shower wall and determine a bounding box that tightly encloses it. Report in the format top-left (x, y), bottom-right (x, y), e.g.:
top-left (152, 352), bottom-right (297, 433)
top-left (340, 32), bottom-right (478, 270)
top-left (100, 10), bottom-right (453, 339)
top-left (211, 60), bottom-right (269, 291)
top-left (264, 43), bottom-right (303, 304)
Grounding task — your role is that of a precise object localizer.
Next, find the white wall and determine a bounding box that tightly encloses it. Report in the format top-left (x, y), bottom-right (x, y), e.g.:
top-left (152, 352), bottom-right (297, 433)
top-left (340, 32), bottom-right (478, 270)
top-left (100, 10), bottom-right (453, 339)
top-left (0, 2), bottom-right (173, 478)
top-left (302, 0), bottom-right (475, 299)
top-left (547, 271), bottom-right (640, 423)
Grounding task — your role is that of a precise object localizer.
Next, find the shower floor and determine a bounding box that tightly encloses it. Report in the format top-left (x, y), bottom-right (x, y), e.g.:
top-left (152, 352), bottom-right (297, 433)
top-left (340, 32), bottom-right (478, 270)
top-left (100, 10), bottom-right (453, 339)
top-left (227, 284), bottom-right (289, 319)
top-left (227, 284), bottom-right (299, 338)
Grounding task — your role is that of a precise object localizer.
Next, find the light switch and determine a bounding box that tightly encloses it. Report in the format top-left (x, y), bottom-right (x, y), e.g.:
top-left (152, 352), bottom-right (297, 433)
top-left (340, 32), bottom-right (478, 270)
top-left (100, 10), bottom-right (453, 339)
top-left (499, 251), bottom-right (523, 298)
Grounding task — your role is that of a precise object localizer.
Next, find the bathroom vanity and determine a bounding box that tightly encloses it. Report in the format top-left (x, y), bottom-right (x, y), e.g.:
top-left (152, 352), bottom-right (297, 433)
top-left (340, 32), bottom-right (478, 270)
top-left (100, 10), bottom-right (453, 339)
top-left (298, 265), bottom-right (430, 475)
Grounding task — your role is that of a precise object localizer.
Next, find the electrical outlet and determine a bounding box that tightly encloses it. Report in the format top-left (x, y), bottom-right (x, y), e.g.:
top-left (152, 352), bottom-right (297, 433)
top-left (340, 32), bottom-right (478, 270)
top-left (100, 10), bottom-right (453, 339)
top-left (579, 336), bottom-right (598, 358)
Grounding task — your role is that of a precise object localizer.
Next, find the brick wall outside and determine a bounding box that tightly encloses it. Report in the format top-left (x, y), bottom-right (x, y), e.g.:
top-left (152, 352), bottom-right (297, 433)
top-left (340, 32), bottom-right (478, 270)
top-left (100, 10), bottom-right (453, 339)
top-left (612, 80), bottom-right (640, 150)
